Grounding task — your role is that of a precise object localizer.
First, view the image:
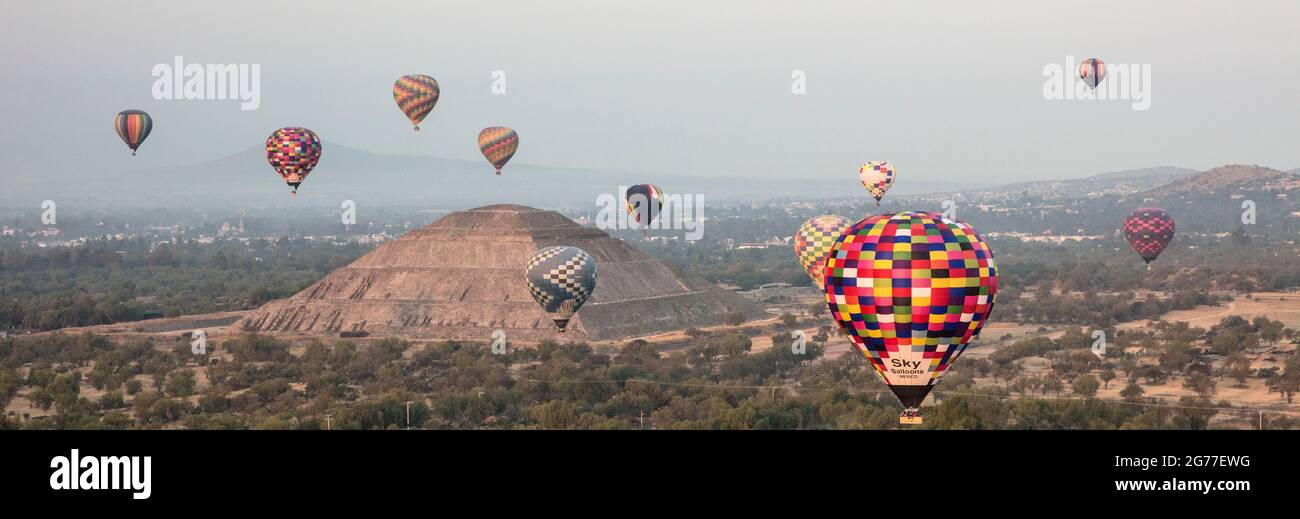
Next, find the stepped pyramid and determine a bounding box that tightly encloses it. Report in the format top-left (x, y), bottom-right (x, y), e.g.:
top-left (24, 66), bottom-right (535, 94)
top-left (239, 204), bottom-right (758, 341)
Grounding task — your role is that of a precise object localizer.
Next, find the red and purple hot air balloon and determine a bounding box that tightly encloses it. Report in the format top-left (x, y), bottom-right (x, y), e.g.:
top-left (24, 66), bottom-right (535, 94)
top-left (1123, 207), bottom-right (1175, 269)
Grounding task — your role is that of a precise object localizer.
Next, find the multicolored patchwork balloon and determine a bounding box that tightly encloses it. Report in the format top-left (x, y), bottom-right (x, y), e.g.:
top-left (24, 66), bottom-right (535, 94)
top-left (114, 110), bottom-right (153, 156)
top-left (1123, 207), bottom-right (1174, 269)
top-left (393, 75), bottom-right (440, 131)
top-left (265, 127), bottom-right (322, 196)
top-left (478, 127), bottom-right (518, 175)
top-left (794, 215), bottom-right (851, 290)
top-left (859, 161), bottom-right (895, 205)
top-left (825, 211), bottom-right (997, 422)
top-left (1079, 58), bottom-right (1106, 89)
top-left (525, 246), bottom-right (597, 333)
top-left (625, 184), bottom-right (665, 227)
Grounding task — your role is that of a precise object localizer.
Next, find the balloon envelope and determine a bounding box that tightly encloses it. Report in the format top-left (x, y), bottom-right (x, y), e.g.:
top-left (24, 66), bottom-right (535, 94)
top-left (525, 246), bottom-right (597, 332)
top-left (114, 110), bottom-right (153, 155)
top-left (478, 127), bottom-right (519, 175)
top-left (794, 215), bottom-right (851, 290)
top-left (859, 162), bottom-right (895, 204)
top-left (265, 127), bottom-right (322, 193)
top-left (825, 211), bottom-right (998, 409)
top-left (1123, 207), bottom-right (1174, 264)
top-left (625, 184), bottom-right (665, 226)
top-left (393, 75), bottom-right (440, 130)
top-left (1079, 58), bottom-right (1106, 88)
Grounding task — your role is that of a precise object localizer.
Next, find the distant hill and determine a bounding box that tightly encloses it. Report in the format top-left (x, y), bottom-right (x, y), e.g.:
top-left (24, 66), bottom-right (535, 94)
top-left (966, 167), bottom-right (1197, 200)
top-left (1142, 164), bottom-right (1300, 197)
top-left (8, 142), bottom-right (981, 208)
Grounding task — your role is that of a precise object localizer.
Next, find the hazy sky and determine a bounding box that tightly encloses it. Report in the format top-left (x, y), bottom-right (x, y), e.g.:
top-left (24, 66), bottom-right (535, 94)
top-left (2, 0), bottom-right (1298, 187)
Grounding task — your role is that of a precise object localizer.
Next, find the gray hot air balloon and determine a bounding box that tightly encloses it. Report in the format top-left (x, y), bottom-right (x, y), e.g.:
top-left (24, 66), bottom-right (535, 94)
top-left (525, 246), bottom-right (597, 332)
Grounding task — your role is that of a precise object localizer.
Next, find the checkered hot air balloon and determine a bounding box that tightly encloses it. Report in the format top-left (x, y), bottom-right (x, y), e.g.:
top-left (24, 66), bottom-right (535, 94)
top-left (1123, 207), bottom-right (1174, 270)
top-left (1079, 58), bottom-right (1106, 89)
top-left (859, 161), bottom-right (895, 206)
top-left (794, 215), bottom-right (851, 290)
top-left (392, 74), bottom-right (440, 131)
top-left (525, 246), bottom-right (597, 333)
top-left (625, 184), bottom-right (665, 228)
top-left (478, 127), bottom-right (518, 175)
top-left (114, 110), bottom-right (153, 156)
top-left (824, 211), bottom-right (998, 424)
top-left (265, 127), bottom-right (322, 196)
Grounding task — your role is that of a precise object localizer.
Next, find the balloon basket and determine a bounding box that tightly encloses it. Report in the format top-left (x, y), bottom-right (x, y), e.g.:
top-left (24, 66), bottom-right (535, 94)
top-left (899, 409), bottom-right (923, 425)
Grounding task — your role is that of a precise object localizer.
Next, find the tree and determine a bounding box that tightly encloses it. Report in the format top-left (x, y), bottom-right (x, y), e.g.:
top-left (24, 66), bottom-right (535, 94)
top-left (1042, 375), bottom-right (1064, 397)
top-left (1222, 353), bottom-right (1252, 387)
top-left (724, 311), bottom-right (746, 327)
top-left (165, 369), bottom-right (197, 398)
top-left (1099, 368), bottom-right (1116, 389)
top-left (1071, 374), bottom-right (1100, 398)
top-left (1120, 382), bottom-right (1144, 403)
top-left (807, 303), bottom-right (826, 318)
top-left (1182, 372), bottom-right (1216, 399)
top-left (780, 313), bottom-right (797, 327)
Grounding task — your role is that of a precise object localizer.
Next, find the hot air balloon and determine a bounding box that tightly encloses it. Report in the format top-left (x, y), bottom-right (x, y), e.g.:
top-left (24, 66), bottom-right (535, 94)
top-left (825, 211), bottom-right (998, 424)
top-left (478, 127), bottom-right (518, 175)
top-left (525, 246), bottom-right (597, 333)
top-left (859, 162), bottom-right (895, 206)
top-left (1123, 207), bottom-right (1174, 270)
top-left (625, 184), bottom-right (665, 229)
top-left (1079, 58), bottom-right (1106, 89)
top-left (794, 215), bottom-right (851, 290)
top-left (393, 74), bottom-right (440, 131)
top-left (114, 110), bottom-right (153, 156)
top-left (265, 127), bottom-right (322, 196)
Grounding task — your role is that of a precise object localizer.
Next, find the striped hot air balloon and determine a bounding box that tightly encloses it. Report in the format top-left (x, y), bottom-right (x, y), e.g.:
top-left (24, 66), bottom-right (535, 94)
top-left (478, 127), bottom-right (518, 175)
top-left (859, 161), bottom-right (895, 206)
top-left (825, 211), bottom-right (998, 424)
top-left (1123, 207), bottom-right (1174, 270)
top-left (794, 215), bottom-right (851, 290)
top-left (392, 75), bottom-right (440, 131)
top-left (114, 110), bottom-right (153, 156)
top-left (265, 127), bottom-right (322, 196)
top-left (525, 246), bottom-right (597, 333)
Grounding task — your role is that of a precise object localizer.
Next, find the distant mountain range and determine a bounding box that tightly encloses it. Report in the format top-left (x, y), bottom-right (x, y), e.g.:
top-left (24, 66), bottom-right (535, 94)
top-left (1142, 164), bottom-right (1300, 197)
top-left (3, 139), bottom-right (1295, 209)
top-left (966, 167), bottom-right (1198, 199)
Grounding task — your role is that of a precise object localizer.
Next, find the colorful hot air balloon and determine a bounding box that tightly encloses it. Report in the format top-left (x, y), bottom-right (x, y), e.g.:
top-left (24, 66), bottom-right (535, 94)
top-left (114, 110), bottom-right (153, 156)
top-left (478, 127), bottom-right (518, 175)
top-left (1123, 207), bottom-right (1174, 270)
top-left (825, 211), bottom-right (998, 424)
top-left (525, 246), bottom-right (597, 333)
top-left (625, 184), bottom-right (665, 228)
top-left (393, 75), bottom-right (440, 131)
top-left (1079, 58), bottom-right (1106, 89)
top-left (265, 127), bottom-right (322, 196)
top-left (859, 161), bottom-right (895, 206)
top-left (794, 215), bottom-right (851, 290)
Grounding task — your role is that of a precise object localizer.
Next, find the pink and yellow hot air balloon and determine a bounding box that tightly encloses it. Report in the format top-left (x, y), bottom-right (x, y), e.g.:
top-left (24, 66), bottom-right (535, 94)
top-left (794, 215), bottom-right (851, 290)
top-left (859, 161), bottom-right (895, 206)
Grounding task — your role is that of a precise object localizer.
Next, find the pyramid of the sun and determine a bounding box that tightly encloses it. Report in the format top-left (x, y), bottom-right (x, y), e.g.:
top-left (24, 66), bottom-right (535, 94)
top-left (239, 204), bottom-right (758, 341)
